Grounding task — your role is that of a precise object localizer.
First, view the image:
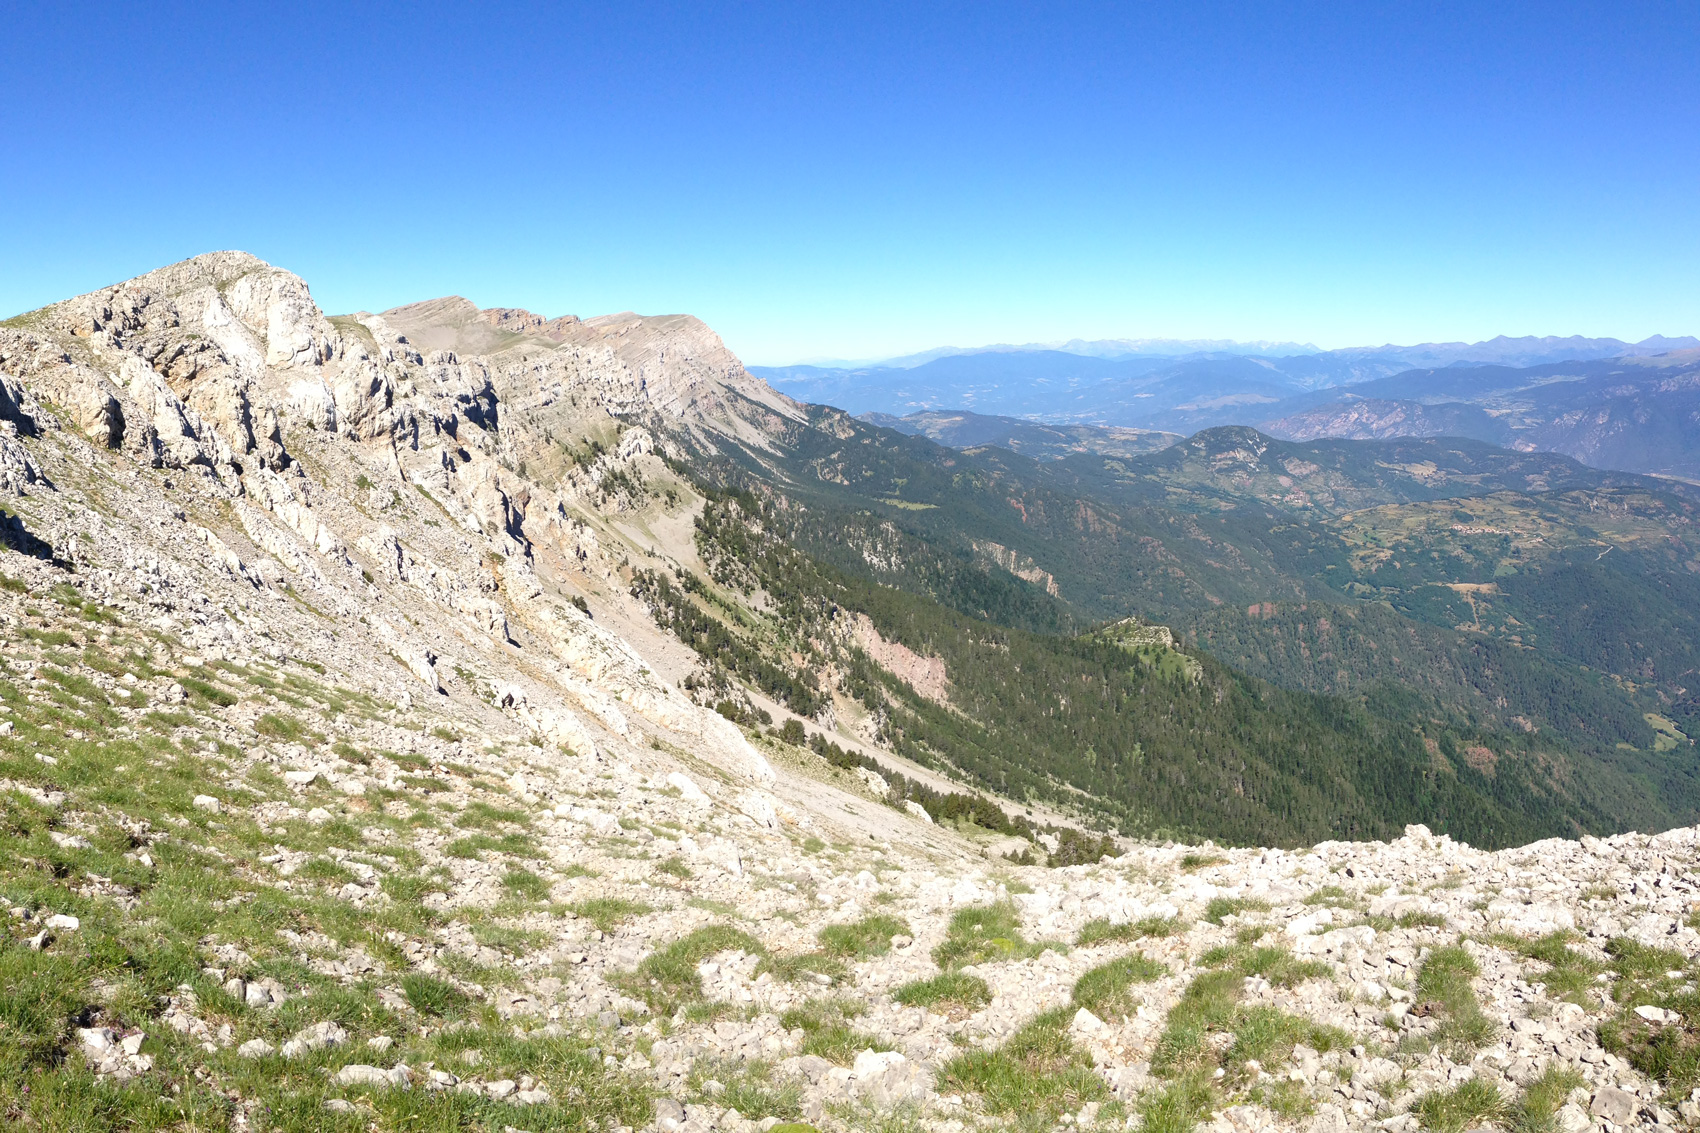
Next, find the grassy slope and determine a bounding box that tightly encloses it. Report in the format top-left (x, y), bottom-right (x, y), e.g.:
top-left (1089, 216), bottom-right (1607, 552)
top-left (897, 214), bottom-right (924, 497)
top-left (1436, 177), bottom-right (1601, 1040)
top-left (0, 580), bottom-right (653, 1132)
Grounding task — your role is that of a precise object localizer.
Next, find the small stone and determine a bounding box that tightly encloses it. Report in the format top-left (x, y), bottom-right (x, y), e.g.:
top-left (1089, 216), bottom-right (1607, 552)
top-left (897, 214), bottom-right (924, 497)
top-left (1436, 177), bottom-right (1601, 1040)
top-left (192, 795), bottom-right (220, 813)
top-left (1592, 1086), bottom-right (1638, 1125)
top-left (238, 1038), bottom-right (274, 1058)
top-left (335, 1063), bottom-right (409, 1089)
top-left (45, 913), bottom-right (80, 931)
top-left (78, 1027), bottom-right (115, 1051)
top-left (306, 807), bottom-right (333, 825)
top-left (283, 1020), bottom-right (348, 1057)
top-left (1072, 1007), bottom-right (1105, 1034)
top-left (323, 1099), bottom-right (356, 1112)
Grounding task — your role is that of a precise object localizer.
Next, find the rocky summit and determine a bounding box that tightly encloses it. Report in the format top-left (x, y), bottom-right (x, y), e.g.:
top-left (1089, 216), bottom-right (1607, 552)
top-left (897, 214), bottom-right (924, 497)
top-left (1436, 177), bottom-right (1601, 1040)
top-left (2, 252), bottom-right (1699, 1133)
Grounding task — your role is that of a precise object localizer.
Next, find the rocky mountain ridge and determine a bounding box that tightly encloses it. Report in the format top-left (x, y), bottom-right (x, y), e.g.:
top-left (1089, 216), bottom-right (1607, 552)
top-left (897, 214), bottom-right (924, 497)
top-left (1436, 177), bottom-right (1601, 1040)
top-left (0, 253), bottom-right (1696, 1133)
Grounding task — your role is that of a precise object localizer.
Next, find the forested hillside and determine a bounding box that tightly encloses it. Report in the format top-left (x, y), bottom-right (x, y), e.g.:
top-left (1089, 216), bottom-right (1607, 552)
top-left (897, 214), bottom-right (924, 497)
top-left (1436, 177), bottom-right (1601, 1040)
top-left (1177, 601), bottom-right (1668, 756)
top-left (627, 481), bottom-right (1695, 848)
top-left (639, 397), bottom-right (1700, 848)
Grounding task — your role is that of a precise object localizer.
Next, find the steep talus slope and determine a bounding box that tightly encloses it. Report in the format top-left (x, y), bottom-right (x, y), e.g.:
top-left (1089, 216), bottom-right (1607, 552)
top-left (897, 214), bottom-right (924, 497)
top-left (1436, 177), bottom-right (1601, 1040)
top-left (3, 253), bottom-right (1700, 1133)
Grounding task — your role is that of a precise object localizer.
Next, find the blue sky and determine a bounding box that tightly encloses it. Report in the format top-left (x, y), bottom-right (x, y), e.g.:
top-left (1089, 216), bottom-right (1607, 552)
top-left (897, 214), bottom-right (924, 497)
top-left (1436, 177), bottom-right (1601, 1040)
top-left (2, 1), bottom-right (1696, 364)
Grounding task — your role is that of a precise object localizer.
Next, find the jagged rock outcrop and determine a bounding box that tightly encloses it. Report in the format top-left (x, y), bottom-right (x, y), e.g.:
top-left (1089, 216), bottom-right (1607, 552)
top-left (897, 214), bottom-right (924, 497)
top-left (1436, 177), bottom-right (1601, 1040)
top-left (1, 250), bottom-right (794, 784)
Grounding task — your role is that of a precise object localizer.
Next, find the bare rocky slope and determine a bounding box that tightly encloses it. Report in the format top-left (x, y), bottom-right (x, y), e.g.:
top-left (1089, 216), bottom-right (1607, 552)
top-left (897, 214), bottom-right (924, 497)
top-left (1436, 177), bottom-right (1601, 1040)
top-left (0, 253), bottom-right (1697, 1133)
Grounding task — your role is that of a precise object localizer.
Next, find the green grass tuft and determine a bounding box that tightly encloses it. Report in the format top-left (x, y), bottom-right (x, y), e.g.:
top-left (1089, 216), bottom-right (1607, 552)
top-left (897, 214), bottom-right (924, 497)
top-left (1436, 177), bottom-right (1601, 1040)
top-left (401, 972), bottom-right (470, 1017)
top-left (1598, 938), bottom-right (1700, 1090)
top-left (456, 799), bottom-right (531, 829)
top-left (500, 867), bottom-right (551, 901)
top-left (940, 1006), bottom-right (1109, 1130)
top-left (932, 902), bottom-right (1059, 969)
top-left (781, 998), bottom-right (892, 1064)
top-left (818, 913), bottom-right (911, 959)
top-left (1490, 930), bottom-right (1602, 1006)
top-left (1203, 896), bottom-right (1270, 925)
top-left (1072, 952), bottom-right (1166, 1018)
top-left (1200, 942), bottom-right (1333, 988)
top-left (687, 1058), bottom-right (802, 1120)
top-left (892, 971), bottom-right (992, 1014)
top-left (255, 711), bottom-right (311, 741)
top-left (443, 831), bottom-right (537, 858)
top-left (1138, 1075), bottom-right (1217, 1133)
top-left (569, 896), bottom-right (653, 933)
top-left (178, 675), bottom-right (236, 707)
top-left (1416, 943), bottom-right (1497, 1056)
top-left (758, 950), bottom-right (847, 984)
top-left (1511, 1065), bottom-right (1587, 1133)
top-left (1077, 915), bottom-right (1184, 946)
top-left (1411, 1078), bottom-right (1510, 1133)
top-left (615, 925), bottom-right (764, 1014)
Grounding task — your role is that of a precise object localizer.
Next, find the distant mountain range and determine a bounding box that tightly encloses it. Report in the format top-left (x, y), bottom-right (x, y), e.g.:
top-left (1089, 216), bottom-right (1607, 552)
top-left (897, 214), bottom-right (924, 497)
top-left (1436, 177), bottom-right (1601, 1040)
top-left (1260, 351), bottom-right (1700, 481)
top-left (779, 333), bottom-right (1694, 372)
top-left (760, 334), bottom-right (1700, 480)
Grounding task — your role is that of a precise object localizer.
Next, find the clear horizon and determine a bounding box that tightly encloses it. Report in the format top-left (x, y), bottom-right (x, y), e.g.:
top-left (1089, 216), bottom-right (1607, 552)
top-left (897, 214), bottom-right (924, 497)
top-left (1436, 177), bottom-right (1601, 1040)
top-left (757, 330), bottom-right (1698, 371)
top-left (3, 2), bottom-right (1695, 366)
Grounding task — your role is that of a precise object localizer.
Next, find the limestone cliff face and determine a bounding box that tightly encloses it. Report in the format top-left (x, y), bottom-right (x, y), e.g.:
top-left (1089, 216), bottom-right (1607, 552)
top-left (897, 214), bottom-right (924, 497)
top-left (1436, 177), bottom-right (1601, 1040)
top-left (1, 252), bottom-right (803, 483)
top-left (380, 296), bottom-right (805, 455)
top-left (0, 250), bottom-right (790, 790)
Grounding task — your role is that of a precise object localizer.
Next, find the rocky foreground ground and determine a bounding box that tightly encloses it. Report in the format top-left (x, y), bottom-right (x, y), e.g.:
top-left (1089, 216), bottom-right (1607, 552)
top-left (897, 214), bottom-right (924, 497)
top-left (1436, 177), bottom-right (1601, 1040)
top-left (1, 253), bottom-right (1698, 1133)
top-left (5, 521), bottom-right (1699, 1133)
